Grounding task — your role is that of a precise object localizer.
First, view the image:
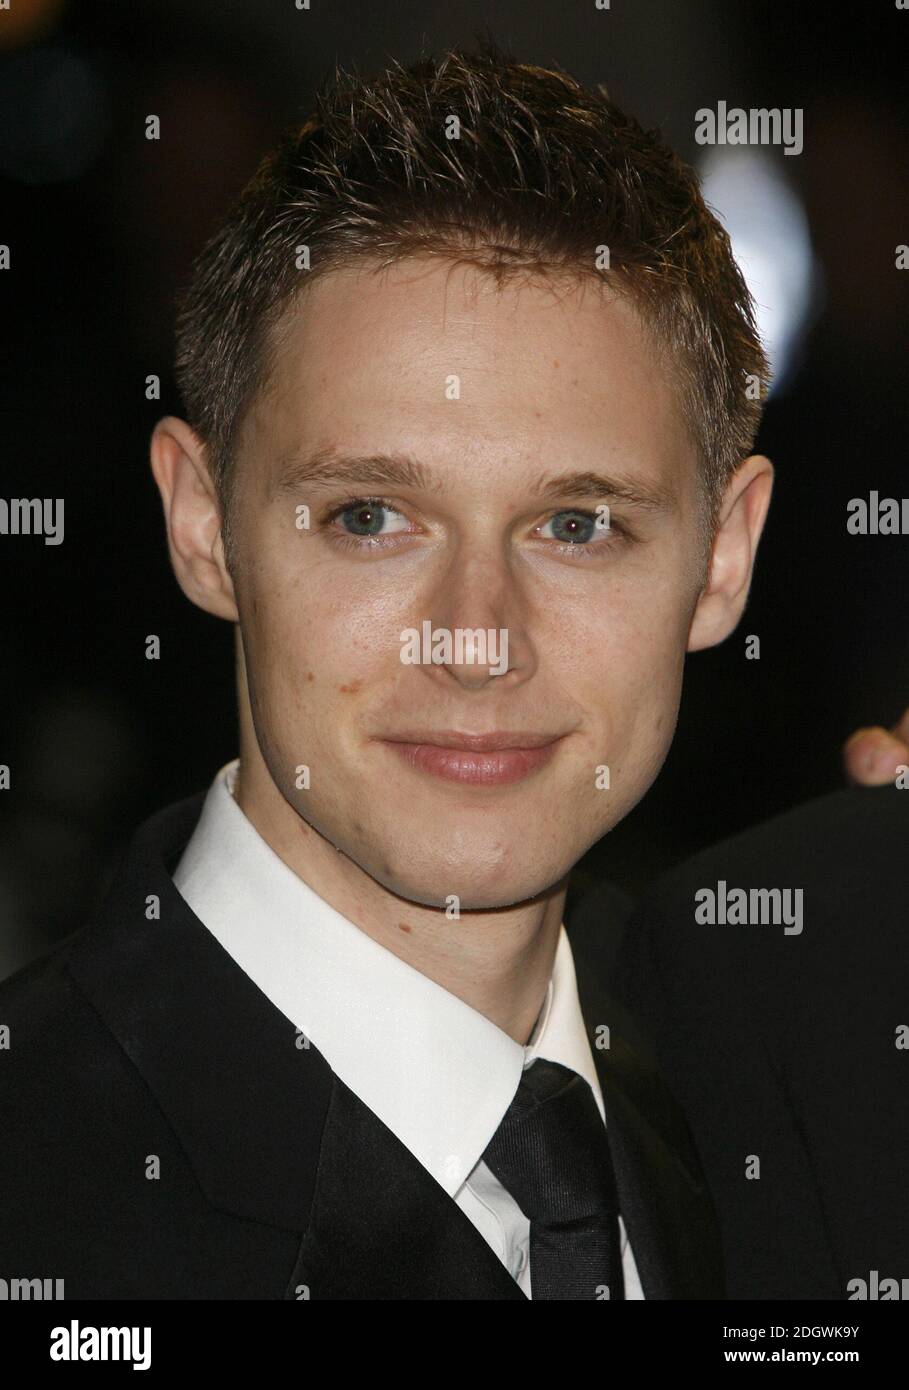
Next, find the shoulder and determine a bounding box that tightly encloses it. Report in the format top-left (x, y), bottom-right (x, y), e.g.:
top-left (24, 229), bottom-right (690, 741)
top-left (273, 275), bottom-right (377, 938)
top-left (0, 923), bottom-right (188, 1263)
top-left (0, 917), bottom-right (224, 1299)
top-left (617, 785), bottom-right (909, 1059)
top-left (0, 925), bottom-right (154, 1143)
top-left (630, 784), bottom-right (908, 962)
top-left (646, 783), bottom-right (906, 895)
top-left (0, 928), bottom-right (99, 1066)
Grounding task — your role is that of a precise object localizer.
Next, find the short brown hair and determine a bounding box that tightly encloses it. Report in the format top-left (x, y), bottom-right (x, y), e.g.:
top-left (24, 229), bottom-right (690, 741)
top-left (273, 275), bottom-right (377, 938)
top-left (173, 39), bottom-right (770, 558)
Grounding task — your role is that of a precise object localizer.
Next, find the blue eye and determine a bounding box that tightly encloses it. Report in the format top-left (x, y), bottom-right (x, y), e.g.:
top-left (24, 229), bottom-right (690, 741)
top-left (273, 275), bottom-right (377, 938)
top-left (539, 510), bottom-right (600, 544)
top-left (335, 500), bottom-right (408, 537)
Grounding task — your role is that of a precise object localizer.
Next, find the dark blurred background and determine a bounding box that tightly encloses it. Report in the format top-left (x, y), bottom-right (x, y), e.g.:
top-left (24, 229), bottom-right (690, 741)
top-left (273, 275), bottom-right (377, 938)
top-left (1, 0), bottom-right (907, 976)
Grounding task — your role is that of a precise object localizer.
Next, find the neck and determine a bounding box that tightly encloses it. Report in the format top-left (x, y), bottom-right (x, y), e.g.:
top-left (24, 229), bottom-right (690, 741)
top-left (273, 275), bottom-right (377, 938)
top-left (233, 747), bottom-right (565, 1045)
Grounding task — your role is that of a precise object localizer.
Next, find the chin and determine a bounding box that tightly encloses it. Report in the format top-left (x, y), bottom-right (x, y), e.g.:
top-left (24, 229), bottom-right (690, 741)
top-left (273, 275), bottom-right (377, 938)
top-left (372, 846), bottom-right (569, 913)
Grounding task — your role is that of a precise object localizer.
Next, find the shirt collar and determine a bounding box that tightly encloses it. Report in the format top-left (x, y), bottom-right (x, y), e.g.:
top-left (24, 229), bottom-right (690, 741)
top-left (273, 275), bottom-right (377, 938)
top-left (173, 759), bottom-right (603, 1197)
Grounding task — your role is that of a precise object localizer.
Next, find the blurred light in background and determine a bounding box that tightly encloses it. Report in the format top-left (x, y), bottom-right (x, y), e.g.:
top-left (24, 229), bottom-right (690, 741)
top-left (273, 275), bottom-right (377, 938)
top-left (0, 0), bottom-right (66, 51)
top-left (698, 147), bottom-right (820, 396)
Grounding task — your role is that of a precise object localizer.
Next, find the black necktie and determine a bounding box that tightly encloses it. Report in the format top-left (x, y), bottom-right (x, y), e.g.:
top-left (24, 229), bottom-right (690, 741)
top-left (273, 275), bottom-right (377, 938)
top-left (481, 1057), bottom-right (625, 1300)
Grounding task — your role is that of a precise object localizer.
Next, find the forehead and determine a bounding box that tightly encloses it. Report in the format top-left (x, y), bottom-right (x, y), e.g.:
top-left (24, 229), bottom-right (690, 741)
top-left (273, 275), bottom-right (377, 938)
top-left (240, 256), bottom-right (697, 496)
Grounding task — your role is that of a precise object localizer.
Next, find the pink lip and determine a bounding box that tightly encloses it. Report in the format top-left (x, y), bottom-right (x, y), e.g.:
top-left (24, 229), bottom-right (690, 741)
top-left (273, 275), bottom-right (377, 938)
top-left (380, 729), bottom-right (562, 751)
top-left (379, 732), bottom-right (564, 785)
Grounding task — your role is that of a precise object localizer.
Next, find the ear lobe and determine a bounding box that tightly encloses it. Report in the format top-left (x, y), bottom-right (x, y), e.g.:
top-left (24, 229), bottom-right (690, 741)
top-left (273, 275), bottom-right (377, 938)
top-left (149, 415), bottom-right (239, 623)
top-left (687, 454), bottom-right (774, 653)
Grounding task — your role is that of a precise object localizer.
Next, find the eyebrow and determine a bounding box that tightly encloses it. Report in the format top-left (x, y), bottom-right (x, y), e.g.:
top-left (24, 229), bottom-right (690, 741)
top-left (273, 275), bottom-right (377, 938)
top-left (273, 447), bottom-right (676, 511)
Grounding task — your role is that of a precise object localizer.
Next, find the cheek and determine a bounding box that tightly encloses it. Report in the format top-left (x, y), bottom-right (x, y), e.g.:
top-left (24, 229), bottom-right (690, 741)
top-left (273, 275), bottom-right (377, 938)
top-left (579, 570), bottom-right (691, 666)
top-left (569, 584), bottom-right (691, 741)
top-left (240, 580), bottom-right (390, 743)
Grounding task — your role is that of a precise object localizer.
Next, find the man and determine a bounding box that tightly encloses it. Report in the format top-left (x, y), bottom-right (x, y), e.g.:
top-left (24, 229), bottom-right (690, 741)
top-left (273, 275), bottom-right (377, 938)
top-left (0, 43), bottom-right (899, 1300)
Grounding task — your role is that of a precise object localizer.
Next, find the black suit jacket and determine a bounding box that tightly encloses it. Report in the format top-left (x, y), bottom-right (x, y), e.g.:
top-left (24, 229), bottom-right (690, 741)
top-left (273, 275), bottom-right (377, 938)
top-left (601, 784), bottom-right (909, 1300)
top-left (0, 792), bottom-right (722, 1300)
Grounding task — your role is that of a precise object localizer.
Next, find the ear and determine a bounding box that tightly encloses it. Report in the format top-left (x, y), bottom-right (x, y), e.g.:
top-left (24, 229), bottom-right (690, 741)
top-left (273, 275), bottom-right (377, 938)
top-left (149, 415), bottom-right (238, 622)
top-left (687, 454), bottom-right (774, 652)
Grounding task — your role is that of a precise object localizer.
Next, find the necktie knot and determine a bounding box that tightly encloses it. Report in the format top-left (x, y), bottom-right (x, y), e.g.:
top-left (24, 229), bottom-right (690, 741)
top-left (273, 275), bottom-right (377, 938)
top-left (482, 1057), bottom-right (625, 1299)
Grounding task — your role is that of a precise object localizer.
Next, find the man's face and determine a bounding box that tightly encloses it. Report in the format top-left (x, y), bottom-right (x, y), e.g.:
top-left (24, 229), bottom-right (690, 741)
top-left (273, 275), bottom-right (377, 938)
top-left (229, 257), bottom-right (706, 909)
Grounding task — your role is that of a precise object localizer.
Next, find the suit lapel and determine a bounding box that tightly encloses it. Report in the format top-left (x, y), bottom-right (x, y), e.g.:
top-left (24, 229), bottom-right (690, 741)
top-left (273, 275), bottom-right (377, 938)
top-left (570, 914), bottom-right (726, 1299)
top-left (65, 794), bottom-right (526, 1300)
top-left (289, 1075), bottom-right (526, 1299)
top-left (65, 795), bottom-right (333, 1235)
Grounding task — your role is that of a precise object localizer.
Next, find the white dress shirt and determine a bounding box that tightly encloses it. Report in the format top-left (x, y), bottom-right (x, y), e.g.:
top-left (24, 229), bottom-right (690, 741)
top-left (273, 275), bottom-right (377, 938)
top-left (172, 759), bottom-right (643, 1299)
